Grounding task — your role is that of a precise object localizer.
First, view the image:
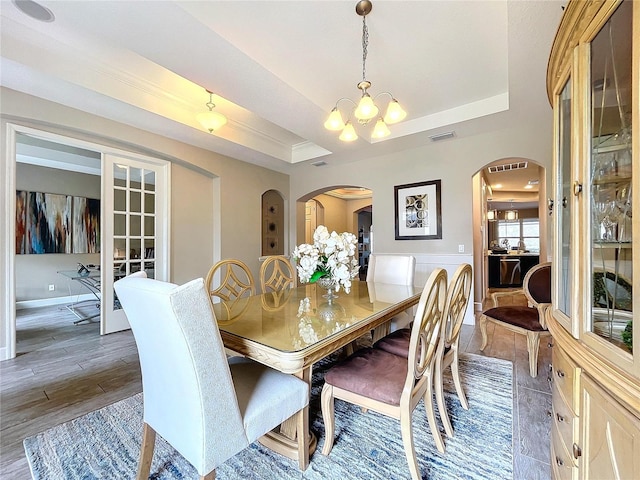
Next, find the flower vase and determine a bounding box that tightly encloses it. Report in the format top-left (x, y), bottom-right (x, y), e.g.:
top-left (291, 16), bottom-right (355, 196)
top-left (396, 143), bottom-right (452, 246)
top-left (317, 276), bottom-right (338, 303)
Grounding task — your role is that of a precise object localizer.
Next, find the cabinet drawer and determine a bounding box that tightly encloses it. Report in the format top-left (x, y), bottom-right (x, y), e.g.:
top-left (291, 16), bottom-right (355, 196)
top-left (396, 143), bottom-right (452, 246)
top-left (552, 346), bottom-right (579, 415)
top-left (551, 422), bottom-right (578, 480)
top-left (552, 381), bottom-right (578, 465)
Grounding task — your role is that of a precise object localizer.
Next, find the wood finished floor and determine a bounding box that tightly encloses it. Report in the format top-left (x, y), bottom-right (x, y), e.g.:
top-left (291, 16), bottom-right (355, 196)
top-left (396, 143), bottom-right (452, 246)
top-left (1, 304), bottom-right (551, 479)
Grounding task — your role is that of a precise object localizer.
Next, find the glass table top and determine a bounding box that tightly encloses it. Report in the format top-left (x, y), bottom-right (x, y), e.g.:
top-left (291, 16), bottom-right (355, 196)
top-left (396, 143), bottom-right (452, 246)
top-left (212, 280), bottom-right (421, 353)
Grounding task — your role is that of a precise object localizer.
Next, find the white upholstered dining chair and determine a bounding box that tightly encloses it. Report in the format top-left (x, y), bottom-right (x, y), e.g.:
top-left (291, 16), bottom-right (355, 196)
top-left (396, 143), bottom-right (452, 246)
top-left (321, 268), bottom-right (448, 480)
top-left (114, 272), bottom-right (309, 479)
top-left (366, 254), bottom-right (416, 340)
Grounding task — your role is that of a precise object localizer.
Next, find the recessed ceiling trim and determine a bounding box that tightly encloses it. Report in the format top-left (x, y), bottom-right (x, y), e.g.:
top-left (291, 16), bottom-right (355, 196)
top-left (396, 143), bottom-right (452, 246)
top-left (292, 141), bottom-right (331, 163)
top-left (379, 93), bottom-right (509, 141)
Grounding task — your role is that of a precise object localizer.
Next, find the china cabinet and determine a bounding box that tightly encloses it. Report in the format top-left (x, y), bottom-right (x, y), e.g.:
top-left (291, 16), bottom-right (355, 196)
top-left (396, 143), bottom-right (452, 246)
top-left (547, 0), bottom-right (639, 478)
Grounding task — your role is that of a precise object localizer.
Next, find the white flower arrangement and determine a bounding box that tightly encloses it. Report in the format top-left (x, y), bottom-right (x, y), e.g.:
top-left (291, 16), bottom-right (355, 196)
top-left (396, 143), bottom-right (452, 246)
top-left (292, 225), bottom-right (360, 293)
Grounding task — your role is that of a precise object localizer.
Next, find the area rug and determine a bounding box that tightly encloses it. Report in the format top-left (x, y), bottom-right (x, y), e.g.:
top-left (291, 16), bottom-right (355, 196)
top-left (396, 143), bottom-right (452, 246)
top-left (24, 353), bottom-right (513, 480)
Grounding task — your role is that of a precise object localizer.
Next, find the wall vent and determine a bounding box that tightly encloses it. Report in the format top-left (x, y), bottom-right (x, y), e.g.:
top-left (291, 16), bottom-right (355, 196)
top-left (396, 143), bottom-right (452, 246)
top-left (311, 160), bottom-right (327, 167)
top-left (429, 131), bottom-right (456, 142)
top-left (488, 161), bottom-right (528, 173)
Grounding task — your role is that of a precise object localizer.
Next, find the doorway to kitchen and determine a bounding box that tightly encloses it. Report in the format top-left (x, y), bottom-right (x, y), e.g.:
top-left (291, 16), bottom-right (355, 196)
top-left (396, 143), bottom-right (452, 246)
top-left (472, 158), bottom-right (548, 307)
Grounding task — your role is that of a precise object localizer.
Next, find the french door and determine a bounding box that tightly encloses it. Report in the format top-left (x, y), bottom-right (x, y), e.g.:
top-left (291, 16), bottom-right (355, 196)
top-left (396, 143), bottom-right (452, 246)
top-left (101, 153), bottom-right (169, 334)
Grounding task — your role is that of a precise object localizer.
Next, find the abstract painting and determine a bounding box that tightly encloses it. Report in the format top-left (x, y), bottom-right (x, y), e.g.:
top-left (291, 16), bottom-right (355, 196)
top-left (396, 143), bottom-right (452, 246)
top-left (394, 180), bottom-right (442, 240)
top-left (16, 190), bottom-right (100, 254)
top-left (72, 196), bottom-right (100, 253)
top-left (25, 191), bottom-right (72, 253)
top-left (16, 191), bottom-right (27, 254)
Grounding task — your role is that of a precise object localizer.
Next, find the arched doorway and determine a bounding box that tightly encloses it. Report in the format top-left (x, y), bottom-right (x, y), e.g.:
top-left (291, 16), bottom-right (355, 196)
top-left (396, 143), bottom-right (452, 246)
top-left (471, 158), bottom-right (547, 308)
top-left (295, 185), bottom-right (372, 251)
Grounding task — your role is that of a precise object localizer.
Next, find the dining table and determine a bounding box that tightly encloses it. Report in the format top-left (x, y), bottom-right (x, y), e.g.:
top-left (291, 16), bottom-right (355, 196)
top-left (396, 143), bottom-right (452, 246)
top-left (211, 279), bottom-right (422, 468)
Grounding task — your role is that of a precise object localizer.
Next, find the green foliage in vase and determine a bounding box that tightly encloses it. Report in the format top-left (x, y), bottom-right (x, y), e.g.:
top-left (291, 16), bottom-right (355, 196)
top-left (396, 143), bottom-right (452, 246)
top-left (622, 321), bottom-right (633, 352)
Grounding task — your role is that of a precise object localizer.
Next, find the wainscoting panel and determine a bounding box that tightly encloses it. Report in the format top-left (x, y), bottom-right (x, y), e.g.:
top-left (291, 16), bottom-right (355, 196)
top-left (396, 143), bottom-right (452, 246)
top-left (413, 253), bottom-right (476, 325)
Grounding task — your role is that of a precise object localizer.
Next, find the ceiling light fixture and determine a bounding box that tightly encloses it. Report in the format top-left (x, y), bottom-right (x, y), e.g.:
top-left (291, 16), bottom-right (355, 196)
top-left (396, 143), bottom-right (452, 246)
top-left (324, 0), bottom-right (406, 142)
top-left (197, 90), bottom-right (227, 133)
top-left (505, 199), bottom-right (519, 221)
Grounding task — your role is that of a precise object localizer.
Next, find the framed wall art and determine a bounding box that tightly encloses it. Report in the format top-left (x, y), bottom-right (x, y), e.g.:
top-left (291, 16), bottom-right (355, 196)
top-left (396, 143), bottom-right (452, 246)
top-left (16, 190), bottom-right (100, 254)
top-left (394, 179), bottom-right (442, 240)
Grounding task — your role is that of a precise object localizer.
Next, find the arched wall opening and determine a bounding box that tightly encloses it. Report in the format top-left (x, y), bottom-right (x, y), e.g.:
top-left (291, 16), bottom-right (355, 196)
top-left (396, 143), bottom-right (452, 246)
top-left (296, 186), bottom-right (372, 241)
top-left (471, 157), bottom-right (548, 309)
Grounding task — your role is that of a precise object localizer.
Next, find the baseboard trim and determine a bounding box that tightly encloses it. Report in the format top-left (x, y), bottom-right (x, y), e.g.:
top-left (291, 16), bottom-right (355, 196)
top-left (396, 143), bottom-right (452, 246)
top-left (16, 294), bottom-right (95, 310)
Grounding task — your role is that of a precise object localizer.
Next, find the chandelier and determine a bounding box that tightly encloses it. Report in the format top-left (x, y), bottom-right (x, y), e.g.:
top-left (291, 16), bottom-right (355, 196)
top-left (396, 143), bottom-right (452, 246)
top-left (197, 89), bottom-right (227, 133)
top-left (324, 0), bottom-right (406, 142)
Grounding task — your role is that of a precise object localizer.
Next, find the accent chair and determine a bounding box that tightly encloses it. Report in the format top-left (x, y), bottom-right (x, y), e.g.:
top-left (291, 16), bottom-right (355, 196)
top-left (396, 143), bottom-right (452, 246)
top-left (479, 262), bottom-right (552, 377)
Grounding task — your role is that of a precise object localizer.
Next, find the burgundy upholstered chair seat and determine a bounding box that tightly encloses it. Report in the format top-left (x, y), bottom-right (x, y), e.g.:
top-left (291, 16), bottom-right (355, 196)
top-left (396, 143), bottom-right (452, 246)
top-left (320, 268), bottom-right (449, 480)
top-left (374, 328), bottom-right (452, 358)
top-left (480, 262), bottom-right (552, 377)
top-left (324, 348), bottom-right (408, 406)
top-left (481, 306), bottom-right (545, 331)
top-left (373, 328), bottom-right (411, 358)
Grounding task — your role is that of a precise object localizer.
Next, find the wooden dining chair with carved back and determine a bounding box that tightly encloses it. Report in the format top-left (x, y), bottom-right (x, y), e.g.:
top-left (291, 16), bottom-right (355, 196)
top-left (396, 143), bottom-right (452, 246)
top-left (259, 255), bottom-right (295, 293)
top-left (373, 263), bottom-right (473, 438)
top-left (205, 259), bottom-right (256, 304)
top-left (321, 268), bottom-right (448, 480)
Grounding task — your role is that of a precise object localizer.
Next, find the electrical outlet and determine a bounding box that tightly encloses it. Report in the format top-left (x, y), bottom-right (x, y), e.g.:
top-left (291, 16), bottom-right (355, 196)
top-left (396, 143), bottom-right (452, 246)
top-left (458, 244), bottom-right (464, 253)
top-left (48, 284), bottom-right (55, 291)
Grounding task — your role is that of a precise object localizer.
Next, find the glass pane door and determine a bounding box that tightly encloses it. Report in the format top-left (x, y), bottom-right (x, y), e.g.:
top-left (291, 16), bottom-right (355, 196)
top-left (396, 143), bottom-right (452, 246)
top-left (102, 154), bottom-right (168, 335)
top-left (589, 1), bottom-right (633, 353)
top-left (557, 77), bottom-right (572, 320)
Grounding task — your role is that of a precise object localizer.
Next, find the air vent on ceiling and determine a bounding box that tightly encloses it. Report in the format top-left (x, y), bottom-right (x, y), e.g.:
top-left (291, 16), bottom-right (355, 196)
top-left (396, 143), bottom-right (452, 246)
top-left (311, 160), bottom-right (327, 167)
top-left (429, 131), bottom-right (456, 142)
top-left (488, 161), bottom-right (528, 173)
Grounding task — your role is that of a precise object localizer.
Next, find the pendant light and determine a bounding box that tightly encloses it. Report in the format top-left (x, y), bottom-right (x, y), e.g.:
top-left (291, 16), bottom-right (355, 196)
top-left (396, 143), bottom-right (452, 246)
top-left (324, 0), bottom-right (406, 142)
top-left (197, 90), bottom-right (227, 133)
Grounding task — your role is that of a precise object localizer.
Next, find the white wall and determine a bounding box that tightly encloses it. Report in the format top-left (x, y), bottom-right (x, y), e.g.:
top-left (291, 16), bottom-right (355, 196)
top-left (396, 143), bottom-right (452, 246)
top-left (288, 120), bottom-right (553, 318)
top-left (1, 87), bottom-right (289, 356)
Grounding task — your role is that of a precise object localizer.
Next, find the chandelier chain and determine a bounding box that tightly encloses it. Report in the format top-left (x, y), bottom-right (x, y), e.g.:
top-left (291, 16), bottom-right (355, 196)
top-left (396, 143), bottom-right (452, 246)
top-left (206, 92), bottom-right (215, 111)
top-left (361, 15), bottom-right (368, 82)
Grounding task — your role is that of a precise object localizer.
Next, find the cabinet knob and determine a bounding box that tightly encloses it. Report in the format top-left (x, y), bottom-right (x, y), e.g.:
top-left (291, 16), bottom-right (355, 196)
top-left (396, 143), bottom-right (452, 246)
top-left (556, 413), bottom-right (565, 423)
top-left (573, 443), bottom-right (582, 459)
top-left (556, 457), bottom-right (565, 467)
top-left (573, 181), bottom-right (583, 196)
top-left (556, 370), bottom-right (565, 378)
top-left (548, 198), bottom-right (554, 215)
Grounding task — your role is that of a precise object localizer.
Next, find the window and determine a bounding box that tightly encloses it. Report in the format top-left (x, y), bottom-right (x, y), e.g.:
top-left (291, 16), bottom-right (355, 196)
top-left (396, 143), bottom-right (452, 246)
top-left (497, 218), bottom-right (540, 253)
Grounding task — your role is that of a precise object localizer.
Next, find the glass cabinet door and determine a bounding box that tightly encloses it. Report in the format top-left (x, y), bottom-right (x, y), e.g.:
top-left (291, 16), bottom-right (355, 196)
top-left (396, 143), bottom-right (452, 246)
top-left (556, 77), bottom-right (573, 326)
top-left (588, 0), bottom-right (633, 353)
